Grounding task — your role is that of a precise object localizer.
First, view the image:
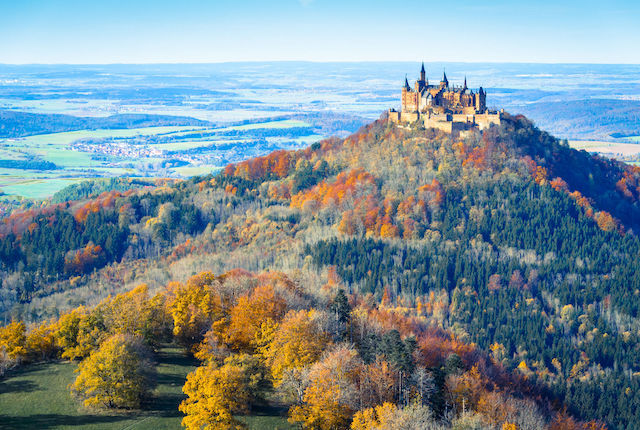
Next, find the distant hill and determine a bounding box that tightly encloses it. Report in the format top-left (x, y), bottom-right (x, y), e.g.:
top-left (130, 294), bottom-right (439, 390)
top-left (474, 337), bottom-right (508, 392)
top-left (3, 113), bottom-right (640, 428)
top-left (0, 110), bottom-right (212, 138)
top-left (517, 98), bottom-right (640, 140)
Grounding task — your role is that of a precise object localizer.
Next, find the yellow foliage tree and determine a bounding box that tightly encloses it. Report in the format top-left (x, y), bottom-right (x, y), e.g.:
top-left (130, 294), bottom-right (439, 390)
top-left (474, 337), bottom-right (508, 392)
top-left (0, 321), bottom-right (27, 361)
top-left (180, 354), bottom-right (267, 430)
top-left (26, 320), bottom-right (58, 361)
top-left (97, 284), bottom-right (170, 346)
top-left (225, 283), bottom-right (288, 352)
top-left (260, 309), bottom-right (328, 385)
top-left (71, 334), bottom-right (153, 409)
top-left (56, 306), bottom-right (107, 360)
top-left (351, 402), bottom-right (398, 430)
top-left (167, 273), bottom-right (224, 352)
top-left (289, 345), bottom-right (360, 430)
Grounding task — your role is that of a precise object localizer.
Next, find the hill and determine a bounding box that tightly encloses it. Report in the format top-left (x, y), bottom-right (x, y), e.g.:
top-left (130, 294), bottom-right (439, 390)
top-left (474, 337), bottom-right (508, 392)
top-left (2, 112), bottom-right (640, 428)
top-left (0, 110), bottom-right (212, 138)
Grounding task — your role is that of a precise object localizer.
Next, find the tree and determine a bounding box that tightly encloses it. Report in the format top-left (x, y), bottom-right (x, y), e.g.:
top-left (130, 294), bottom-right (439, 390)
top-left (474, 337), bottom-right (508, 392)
top-left (167, 273), bottom-right (223, 352)
top-left (0, 321), bottom-right (27, 373)
top-left (351, 401), bottom-right (441, 430)
top-left (180, 354), bottom-right (268, 430)
top-left (26, 320), bottom-right (58, 361)
top-left (224, 283), bottom-right (287, 352)
top-left (330, 288), bottom-right (351, 341)
top-left (56, 306), bottom-right (107, 360)
top-left (261, 309), bottom-right (329, 386)
top-left (289, 345), bottom-right (361, 430)
top-left (71, 334), bottom-right (154, 409)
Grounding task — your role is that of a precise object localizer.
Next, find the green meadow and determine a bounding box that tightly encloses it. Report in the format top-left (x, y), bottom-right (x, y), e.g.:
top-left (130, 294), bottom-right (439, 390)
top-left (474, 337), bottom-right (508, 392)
top-left (0, 119), bottom-right (316, 199)
top-left (0, 346), bottom-right (292, 430)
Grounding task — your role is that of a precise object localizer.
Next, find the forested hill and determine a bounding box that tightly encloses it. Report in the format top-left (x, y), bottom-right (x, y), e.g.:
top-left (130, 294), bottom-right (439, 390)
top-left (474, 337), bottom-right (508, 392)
top-left (0, 110), bottom-right (212, 138)
top-left (2, 112), bottom-right (640, 429)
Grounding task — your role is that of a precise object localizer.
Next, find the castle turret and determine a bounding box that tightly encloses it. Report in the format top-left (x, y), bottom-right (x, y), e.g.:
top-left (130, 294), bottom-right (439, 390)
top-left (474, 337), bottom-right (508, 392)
top-left (420, 62), bottom-right (426, 82)
top-left (440, 70), bottom-right (448, 88)
top-left (463, 76), bottom-right (467, 90)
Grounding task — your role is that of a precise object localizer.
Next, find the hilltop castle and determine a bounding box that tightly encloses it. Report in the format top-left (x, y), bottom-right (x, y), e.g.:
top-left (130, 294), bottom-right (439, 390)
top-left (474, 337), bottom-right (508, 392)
top-left (389, 63), bottom-right (501, 134)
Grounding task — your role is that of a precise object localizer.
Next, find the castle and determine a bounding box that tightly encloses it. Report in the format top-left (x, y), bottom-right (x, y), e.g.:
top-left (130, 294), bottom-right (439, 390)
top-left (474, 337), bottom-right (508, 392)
top-left (389, 63), bottom-right (501, 134)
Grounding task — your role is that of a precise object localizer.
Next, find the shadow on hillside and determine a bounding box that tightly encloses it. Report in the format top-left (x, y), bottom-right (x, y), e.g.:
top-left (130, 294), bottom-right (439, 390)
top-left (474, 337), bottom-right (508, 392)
top-left (146, 393), bottom-right (185, 418)
top-left (142, 346), bottom-right (195, 418)
top-left (0, 379), bottom-right (38, 394)
top-left (0, 413), bottom-right (129, 429)
top-left (155, 348), bottom-right (196, 367)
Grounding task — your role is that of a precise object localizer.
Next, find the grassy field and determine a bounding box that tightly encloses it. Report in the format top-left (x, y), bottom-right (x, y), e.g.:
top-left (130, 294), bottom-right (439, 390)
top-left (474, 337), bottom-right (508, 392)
top-left (0, 346), bottom-right (293, 430)
top-left (216, 119), bottom-right (309, 132)
top-left (1, 179), bottom-right (86, 199)
top-left (569, 140), bottom-right (640, 156)
top-left (0, 118), bottom-right (320, 199)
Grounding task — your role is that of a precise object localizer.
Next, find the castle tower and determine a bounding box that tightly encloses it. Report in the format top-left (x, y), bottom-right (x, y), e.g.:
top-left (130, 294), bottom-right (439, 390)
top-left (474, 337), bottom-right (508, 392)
top-left (440, 70), bottom-right (449, 88)
top-left (420, 62), bottom-right (426, 82)
top-left (475, 87), bottom-right (486, 112)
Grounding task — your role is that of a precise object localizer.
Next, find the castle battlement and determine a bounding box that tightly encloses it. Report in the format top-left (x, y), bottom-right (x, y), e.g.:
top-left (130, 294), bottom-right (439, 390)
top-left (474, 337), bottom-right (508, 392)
top-left (389, 63), bottom-right (502, 134)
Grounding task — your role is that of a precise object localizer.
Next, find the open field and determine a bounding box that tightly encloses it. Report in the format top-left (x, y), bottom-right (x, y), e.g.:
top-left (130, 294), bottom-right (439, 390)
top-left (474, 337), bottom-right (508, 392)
top-left (0, 119), bottom-right (319, 199)
top-left (0, 346), bottom-right (292, 430)
top-left (217, 119), bottom-right (309, 132)
top-left (569, 140), bottom-right (640, 156)
top-left (1, 179), bottom-right (86, 199)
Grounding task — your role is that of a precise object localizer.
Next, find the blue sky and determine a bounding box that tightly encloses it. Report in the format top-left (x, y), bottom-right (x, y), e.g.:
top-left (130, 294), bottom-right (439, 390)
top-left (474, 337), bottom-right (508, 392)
top-left (1, 0), bottom-right (638, 64)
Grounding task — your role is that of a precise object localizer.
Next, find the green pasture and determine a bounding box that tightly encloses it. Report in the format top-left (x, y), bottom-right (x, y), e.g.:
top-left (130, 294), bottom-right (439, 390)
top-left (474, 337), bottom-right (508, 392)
top-left (0, 118), bottom-right (318, 199)
top-left (171, 166), bottom-right (221, 177)
top-left (217, 119), bottom-right (309, 132)
top-left (1, 179), bottom-right (86, 199)
top-left (0, 346), bottom-right (292, 430)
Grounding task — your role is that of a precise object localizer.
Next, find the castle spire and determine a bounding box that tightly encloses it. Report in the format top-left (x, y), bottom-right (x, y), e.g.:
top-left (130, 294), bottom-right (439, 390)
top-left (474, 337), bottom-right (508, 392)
top-left (463, 76), bottom-right (467, 89)
top-left (404, 75), bottom-right (410, 90)
top-left (441, 70), bottom-right (448, 87)
top-left (420, 62), bottom-right (426, 82)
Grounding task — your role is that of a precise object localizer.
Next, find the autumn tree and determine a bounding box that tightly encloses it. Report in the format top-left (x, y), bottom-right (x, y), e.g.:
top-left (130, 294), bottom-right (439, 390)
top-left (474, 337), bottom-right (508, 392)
top-left (351, 401), bottom-right (440, 430)
top-left (71, 334), bottom-right (154, 409)
top-left (55, 306), bottom-right (107, 360)
top-left (0, 321), bottom-right (27, 373)
top-left (260, 309), bottom-right (329, 386)
top-left (289, 345), bottom-right (361, 430)
top-left (26, 320), bottom-right (58, 361)
top-left (167, 272), bottom-right (224, 352)
top-left (180, 354), bottom-right (268, 430)
top-left (224, 283), bottom-right (288, 352)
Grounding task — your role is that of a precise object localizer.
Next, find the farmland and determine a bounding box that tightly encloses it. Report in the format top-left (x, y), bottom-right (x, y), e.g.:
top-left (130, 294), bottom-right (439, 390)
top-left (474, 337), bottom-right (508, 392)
top-left (0, 120), bottom-right (319, 198)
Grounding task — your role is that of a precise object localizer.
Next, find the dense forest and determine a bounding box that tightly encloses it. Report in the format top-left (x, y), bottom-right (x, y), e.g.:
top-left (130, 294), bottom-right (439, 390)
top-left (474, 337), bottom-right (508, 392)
top-left (0, 110), bottom-right (211, 138)
top-left (2, 113), bottom-right (640, 428)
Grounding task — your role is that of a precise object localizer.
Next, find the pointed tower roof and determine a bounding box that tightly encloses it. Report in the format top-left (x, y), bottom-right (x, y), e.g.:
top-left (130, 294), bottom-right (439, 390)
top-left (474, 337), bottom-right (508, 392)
top-left (441, 70), bottom-right (448, 85)
top-left (463, 76), bottom-right (467, 89)
top-left (421, 62), bottom-right (425, 74)
top-left (404, 75), bottom-right (411, 90)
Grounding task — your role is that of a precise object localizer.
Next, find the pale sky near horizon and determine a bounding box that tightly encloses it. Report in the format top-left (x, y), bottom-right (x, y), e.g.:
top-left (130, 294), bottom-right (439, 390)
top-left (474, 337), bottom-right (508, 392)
top-left (0, 0), bottom-right (639, 64)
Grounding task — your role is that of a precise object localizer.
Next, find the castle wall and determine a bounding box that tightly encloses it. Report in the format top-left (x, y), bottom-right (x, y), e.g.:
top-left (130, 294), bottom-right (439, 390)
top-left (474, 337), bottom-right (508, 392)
top-left (474, 113), bottom-right (501, 130)
top-left (424, 117), bottom-right (453, 134)
top-left (400, 112), bottom-right (420, 123)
